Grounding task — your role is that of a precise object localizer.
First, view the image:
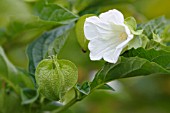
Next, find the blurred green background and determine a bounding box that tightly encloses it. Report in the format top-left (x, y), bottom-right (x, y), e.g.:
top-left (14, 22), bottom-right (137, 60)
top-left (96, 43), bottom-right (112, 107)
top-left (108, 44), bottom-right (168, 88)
top-left (0, 0), bottom-right (170, 113)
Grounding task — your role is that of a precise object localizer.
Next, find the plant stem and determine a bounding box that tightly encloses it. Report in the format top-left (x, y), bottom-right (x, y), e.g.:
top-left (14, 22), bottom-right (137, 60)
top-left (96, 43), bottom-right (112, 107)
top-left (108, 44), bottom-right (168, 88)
top-left (51, 84), bottom-right (103, 113)
top-left (51, 87), bottom-right (88, 113)
top-left (51, 97), bottom-right (78, 113)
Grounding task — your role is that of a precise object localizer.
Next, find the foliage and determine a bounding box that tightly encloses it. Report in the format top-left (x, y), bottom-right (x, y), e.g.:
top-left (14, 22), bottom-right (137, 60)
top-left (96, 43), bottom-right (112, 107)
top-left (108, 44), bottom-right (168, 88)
top-left (27, 23), bottom-right (74, 75)
top-left (0, 0), bottom-right (170, 113)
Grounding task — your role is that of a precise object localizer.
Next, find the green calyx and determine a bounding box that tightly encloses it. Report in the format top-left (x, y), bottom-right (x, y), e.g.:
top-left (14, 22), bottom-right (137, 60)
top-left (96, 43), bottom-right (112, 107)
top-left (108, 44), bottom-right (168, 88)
top-left (124, 16), bottom-right (143, 36)
top-left (35, 56), bottom-right (78, 101)
top-left (75, 14), bottom-right (94, 52)
top-left (124, 16), bottom-right (148, 50)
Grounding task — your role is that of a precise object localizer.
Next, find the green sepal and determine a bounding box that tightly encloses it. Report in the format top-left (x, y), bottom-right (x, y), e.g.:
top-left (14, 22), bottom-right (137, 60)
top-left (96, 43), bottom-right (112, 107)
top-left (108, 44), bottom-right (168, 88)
top-left (131, 29), bottom-right (143, 35)
top-left (127, 34), bottom-right (149, 50)
top-left (125, 16), bottom-right (137, 30)
top-left (125, 16), bottom-right (143, 35)
top-left (152, 33), bottom-right (162, 43)
top-left (75, 14), bottom-right (94, 51)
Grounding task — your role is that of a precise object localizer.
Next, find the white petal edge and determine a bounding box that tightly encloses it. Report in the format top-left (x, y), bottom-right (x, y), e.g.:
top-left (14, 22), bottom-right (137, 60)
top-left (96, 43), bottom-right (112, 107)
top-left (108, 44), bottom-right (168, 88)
top-left (84, 16), bottom-right (114, 40)
top-left (103, 34), bottom-right (133, 63)
top-left (103, 24), bottom-right (133, 63)
top-left (99, 9), bottom-right (124, 25)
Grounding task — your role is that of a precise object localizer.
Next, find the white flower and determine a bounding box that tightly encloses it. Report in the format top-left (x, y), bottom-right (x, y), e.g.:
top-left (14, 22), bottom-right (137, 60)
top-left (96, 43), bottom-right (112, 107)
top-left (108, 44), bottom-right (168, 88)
top-left (84, 9), bottom-right (134, 63)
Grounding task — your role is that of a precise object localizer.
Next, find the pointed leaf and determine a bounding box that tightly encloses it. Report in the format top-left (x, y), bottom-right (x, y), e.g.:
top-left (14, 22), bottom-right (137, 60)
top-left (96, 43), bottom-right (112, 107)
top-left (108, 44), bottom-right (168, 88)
top-left (123, 47), bottom-right (170, 69)
top-left (97, 84), bottom-right (115, 91)
top-left (27, 23), bottom-right (74, 75)
top-left (75, 82), bottom-right (91, 95)
top-left (146, 40), bottom-right (170, 52)
top-left (138, 16), bottom-right (170, 39)
top-left (125, 16), bottom-right (137, 31)
top-left (0, 47), bottom-right (34, 93)
top-left (21, 88), bottom-right (39, 105)
top-left (91, 57), bottom-right (170, 89)
top-left (34, 2), bottom-right (78, 24)
top-left (128, 34), bottom-right (149, 49)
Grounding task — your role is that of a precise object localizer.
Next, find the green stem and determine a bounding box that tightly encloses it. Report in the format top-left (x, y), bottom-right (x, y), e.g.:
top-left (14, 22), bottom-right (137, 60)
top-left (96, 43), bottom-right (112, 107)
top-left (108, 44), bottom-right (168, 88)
top-left (51, 97), bottom-right (78, 113)
top-left (51, 84), bottom-right (101, 113)
top-left (51, 87), bottom-right (87, 113)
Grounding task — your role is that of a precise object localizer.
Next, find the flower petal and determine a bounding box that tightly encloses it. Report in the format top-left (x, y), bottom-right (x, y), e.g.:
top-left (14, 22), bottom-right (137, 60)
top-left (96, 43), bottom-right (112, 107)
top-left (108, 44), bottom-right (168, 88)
top-left (103, 34), bottom-right (133, 63)
top-left (99, 9), bottom-right (124, 25)
top-left (84, 16), bottom-right (114, 40)
top-left (88, 38), bottom-right (119, 60)
top-left (85, 9), bottom-right (134, 63)
top-left (113, 34), bottom-right (134, 61)
top-left (124, 24), bottom-right (131, 35)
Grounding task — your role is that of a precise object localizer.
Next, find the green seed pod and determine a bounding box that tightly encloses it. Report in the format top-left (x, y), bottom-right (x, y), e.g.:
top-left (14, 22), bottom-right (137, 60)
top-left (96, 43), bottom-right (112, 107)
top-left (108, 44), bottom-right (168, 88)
top-left (75, 14), bottom-right (94, 52)
top-left (35, 56), bottom-right (78, 100)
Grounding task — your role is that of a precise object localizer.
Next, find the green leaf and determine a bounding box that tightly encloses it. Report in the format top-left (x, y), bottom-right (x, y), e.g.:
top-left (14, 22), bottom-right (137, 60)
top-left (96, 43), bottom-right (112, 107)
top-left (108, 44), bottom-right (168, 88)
top-left (0, 0), bottom-right (31, 26)
top-left (123, 47), bottom-right (170, 69)
top-left (75, 82), bottom-right (91, 95)
top-left (21, 88), bottom-right (39, 105)
top-left (34, 2), bottom-right (78, 24)
top-left (35, 56), bottom-right (78, 100)
top-left (152, 32), bottom-right (162, 42)
top-left (0, 28), bottom-right (6, 45)
top-left (2, 1), bottom-right (78, 45)
top-left (74, 0), bottom-right (135, 13)
top-left (138, 16), bottom-right (170, 39)
top-left (0, 90), bottom-right (26, 113)
top-left (27, 23), bottom-right (74, 75)
top-left (127, 34), bottom-right (149, 50)
top-left (161, 25), bottom-right (170, 43)
top-left (91, 57), bottom-right (170, 89)
top-left (125, 16), bottom-right (143, 36)
top-left (131, 29), bottom-right (143, 35)
top-left (0, 47), bottom-right (34, 94)
top-left (2, 16), bottom-right (58, 46)
top-left (6, 16), bottom-right (53, 38)
top-left (25, 0), bottom-right (36, 2)
top-left (75, 14), bottom-right (94, 51)
top-left (0, 1), bottom-right (48, 46)
top-left (146, 40), bottom-right (170, 52)
top-left (97, 84), bottom-right (115, 91)
top-left (62, 88), bottom-right (76, 104)
top-left (41, 101), bottom-right (63, 111)
top-left (125, 16), bottom-right (137, 31)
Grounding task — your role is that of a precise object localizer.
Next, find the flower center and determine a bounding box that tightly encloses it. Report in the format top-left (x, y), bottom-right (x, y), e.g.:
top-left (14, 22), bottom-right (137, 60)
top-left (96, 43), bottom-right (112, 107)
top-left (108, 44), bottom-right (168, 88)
top-left (119, 32), bottom-right (127, 41)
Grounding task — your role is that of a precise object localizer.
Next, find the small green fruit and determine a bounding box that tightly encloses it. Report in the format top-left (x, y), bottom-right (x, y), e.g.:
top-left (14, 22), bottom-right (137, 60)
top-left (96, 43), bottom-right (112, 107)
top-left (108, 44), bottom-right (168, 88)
top-left (35, 56), bottom-right (78, 100)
